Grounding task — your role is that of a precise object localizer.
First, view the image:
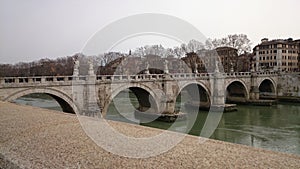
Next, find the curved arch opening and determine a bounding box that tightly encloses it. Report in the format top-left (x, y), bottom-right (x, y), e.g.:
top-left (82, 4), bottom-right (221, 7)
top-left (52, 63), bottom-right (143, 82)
top-left (13, 93), bottom-right (75, 114)
top-left (106, 87), bottom-right (158, 123)
top-left (259, 79), bottom-right (276, 99)
top-left (176, 83), bottom-right (211, 112)
top-left (226, 81), bottom-right (248, 103)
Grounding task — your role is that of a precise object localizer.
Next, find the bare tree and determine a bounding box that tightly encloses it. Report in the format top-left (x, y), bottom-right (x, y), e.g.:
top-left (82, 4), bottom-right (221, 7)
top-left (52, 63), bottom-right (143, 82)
top-left (173, 46), bottom-right (185, 58)
top-left (205, 38), bottom-right (214, 50)
top-left (210, 34), bottom-right (252, 55)
top-left (187, 39), bottom-right (205, 52)
top-left (99, 52), bottom-right (124, 65)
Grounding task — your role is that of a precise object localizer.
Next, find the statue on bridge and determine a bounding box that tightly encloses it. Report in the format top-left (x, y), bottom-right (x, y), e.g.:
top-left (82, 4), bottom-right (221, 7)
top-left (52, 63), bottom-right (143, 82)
top-left (215, 60), bottom-right (219, 73)
top-left (88, 59), bottom-right (95, 76)
top-left (194, 63), bottom-right (198, 74)
top-left (73, 58), bottom-right (79, 76)
top-left (164, 59), bottom-right (169, 74)
top-left (145, 61), bottom-right (150, 74)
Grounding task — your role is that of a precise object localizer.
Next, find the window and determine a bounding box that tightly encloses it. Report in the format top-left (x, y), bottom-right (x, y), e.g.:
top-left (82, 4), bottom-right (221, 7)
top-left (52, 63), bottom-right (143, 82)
top-left (274, 50), bottom-right (277, 53)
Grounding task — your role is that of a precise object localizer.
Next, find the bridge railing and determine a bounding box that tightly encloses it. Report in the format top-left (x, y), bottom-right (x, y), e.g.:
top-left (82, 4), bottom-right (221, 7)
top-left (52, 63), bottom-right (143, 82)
top-left (255, 71), bottom-right (278, 76)
top-left (0, 71), bottom-right (282, 86)
top-left (96, 74), bottom-right (165, 81)
top-left (169, 73), bottom-right (212, 79)
top-left (96, 73), bottom-right (215, 81)
top-left (226, 72), bottom-right (252, 77)
top-left (0, 76), bottom-right (75, 85)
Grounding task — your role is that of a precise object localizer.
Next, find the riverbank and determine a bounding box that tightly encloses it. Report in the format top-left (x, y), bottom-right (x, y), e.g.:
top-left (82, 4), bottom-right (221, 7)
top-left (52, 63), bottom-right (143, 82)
top-left (1, 102), bottom-right (300, 168)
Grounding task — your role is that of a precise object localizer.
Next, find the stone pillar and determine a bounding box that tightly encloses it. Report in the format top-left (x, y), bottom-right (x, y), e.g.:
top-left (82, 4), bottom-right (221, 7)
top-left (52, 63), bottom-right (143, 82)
top-left (250, 72), bottom-right (260, 100)
top-left (212, 71), bottom-right (225, 106)
top-left (161, 74), bottom-right (175, 114)
top-left (14, 78), bottom-right (19, 83)
top-left (41, 77), bottom-right (46, 83)
top-left (84, 60), bottom-right (100, 117)
top-left (0, 78), bottom-right (4, 84)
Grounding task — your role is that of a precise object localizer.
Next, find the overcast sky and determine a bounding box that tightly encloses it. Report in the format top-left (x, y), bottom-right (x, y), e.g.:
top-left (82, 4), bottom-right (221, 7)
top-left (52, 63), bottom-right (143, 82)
top-left (1, 0), bottom-right (299, 64)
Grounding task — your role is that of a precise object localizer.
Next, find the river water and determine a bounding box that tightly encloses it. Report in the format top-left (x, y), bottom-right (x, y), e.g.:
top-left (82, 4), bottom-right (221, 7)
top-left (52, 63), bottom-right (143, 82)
top-left (15, 94), bottom-right (300, 155)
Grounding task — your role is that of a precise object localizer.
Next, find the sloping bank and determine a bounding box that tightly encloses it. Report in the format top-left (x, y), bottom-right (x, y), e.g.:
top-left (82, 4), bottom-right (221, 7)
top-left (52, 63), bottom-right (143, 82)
top-left (0, 101), bottom-right (299, 168)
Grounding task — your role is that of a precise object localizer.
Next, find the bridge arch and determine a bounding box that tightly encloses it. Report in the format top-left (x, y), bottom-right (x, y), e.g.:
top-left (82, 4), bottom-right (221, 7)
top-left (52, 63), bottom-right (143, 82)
top-left (225, 79), bottom-right (249, 103)
top-left (102, 83), bottom-right (160, 117)
top-left (176, 81), bottom-right (211, 110)
top-left (258, 78), bottom-right (277, 98)
top-left (4, 88), bottom-right (78, 114)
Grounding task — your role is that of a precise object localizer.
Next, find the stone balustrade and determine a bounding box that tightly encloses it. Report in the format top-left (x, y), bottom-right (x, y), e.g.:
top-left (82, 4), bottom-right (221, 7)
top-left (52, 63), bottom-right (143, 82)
top-left (0, 71), bottom-right (282, 87)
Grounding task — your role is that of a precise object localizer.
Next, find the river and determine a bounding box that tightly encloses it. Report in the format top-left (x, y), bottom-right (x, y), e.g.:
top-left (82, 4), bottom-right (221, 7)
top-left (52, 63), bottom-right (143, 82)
top-left (15, 93), bottom-right (300, 155)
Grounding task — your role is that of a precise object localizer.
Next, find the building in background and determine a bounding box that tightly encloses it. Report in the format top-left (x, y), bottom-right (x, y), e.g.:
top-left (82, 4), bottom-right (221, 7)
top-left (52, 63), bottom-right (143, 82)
top-left (237, 52), bottom-right (253, 72)
top-left (216, 47), bottom-right (239, 73)
top-left (253, 38), bottom-right (300, 72)
top-left (182, 47), bottom-right (239, 73)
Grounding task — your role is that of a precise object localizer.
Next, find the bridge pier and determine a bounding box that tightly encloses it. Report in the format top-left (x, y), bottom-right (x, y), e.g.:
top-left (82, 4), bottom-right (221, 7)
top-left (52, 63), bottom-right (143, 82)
top-left (83, 75), bottom-right (100, 117)
top-left (161, 74), bottom-right (176, 114)
top-left (249, 72), bottom-right (259, 100)
top-left (72, 60), bottom-right (101, 117)
top-left (249, 86), bottom-right (260, 100)
top-left (210, 72), bottom-right (227, 111)
top-left (83, 63), bottom-right (101, 117)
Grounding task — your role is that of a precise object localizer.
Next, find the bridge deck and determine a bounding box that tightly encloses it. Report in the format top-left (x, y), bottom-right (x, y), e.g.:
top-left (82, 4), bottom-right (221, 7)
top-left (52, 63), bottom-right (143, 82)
top-left (0, 102), bottom-right (299, 168)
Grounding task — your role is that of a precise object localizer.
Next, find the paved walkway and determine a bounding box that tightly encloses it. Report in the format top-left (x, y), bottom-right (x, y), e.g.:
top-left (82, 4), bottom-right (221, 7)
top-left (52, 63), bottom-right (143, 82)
top-left (0, 101), bottom-right (299, 168)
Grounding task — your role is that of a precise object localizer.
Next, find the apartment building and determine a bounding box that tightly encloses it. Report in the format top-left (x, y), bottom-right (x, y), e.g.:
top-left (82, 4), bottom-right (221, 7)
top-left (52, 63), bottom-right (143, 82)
top-left (253, 38), bottom-right (300, 72)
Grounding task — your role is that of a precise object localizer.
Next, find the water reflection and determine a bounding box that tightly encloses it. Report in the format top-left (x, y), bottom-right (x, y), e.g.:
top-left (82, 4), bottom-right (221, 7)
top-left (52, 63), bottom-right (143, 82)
top-left (14, 94), bottom-right (62, 111)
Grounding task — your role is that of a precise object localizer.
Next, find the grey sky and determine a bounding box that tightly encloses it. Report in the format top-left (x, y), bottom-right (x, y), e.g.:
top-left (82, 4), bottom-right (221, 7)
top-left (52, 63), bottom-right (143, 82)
top-left (0, 0), bottom-right (299, 64)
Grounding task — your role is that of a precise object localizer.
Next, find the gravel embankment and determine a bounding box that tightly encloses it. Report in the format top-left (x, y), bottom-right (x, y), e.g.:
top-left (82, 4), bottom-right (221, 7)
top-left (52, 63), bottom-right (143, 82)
top-left (0, 101), bottom-right (299, 168)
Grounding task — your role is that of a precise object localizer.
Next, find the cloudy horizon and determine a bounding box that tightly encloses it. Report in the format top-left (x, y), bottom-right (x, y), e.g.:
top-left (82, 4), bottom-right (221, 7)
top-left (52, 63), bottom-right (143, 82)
top-left (1, 0), bottom-right (299, 64)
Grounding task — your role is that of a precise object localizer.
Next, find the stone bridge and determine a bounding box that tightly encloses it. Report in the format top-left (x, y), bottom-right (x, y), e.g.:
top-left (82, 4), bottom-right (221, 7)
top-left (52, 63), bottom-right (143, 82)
top-left (0, 70), bottom-right (279, 116)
